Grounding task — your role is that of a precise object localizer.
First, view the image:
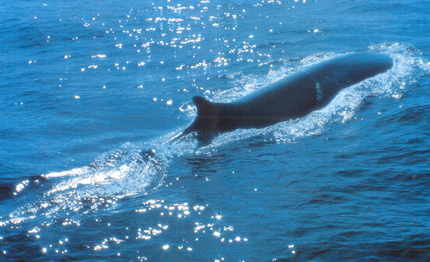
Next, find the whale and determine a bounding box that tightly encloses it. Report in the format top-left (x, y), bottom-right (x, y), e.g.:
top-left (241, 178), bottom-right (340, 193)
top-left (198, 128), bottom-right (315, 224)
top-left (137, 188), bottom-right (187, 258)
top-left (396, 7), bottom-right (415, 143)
top-left (176, 52), bottom-right (393, 143)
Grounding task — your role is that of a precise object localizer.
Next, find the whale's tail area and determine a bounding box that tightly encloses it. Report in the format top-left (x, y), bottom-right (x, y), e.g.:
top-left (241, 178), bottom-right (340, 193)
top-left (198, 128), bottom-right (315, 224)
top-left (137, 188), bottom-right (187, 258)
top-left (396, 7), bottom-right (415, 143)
top-left (169, 96), bottom-right (221, 144)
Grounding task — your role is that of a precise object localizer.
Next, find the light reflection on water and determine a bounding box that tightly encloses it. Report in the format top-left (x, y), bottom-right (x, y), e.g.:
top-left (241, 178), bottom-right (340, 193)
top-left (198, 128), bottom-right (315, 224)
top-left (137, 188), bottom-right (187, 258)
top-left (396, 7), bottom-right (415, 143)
top-left (2, 0), bottom-right (429, 260)
top-left (1, 46), bottom-right (416, 260)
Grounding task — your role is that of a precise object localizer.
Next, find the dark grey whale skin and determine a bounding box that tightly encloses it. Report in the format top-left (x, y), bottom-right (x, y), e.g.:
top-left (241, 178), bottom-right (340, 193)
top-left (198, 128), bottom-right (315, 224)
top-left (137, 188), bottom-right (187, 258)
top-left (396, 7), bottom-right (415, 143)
top-left (180, 52), bottom-right (393, 142)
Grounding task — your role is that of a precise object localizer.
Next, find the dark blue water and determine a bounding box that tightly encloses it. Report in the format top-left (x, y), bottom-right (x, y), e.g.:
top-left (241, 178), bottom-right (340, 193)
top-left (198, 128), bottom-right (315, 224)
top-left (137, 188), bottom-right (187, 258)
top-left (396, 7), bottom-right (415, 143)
top-left (1, 0), bottom-right (430, 261)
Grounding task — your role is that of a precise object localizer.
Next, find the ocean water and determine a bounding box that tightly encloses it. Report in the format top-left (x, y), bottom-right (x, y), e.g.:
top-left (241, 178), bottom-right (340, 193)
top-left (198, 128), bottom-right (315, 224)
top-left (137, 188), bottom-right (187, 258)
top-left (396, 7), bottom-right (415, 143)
top-left (1, 0), bottom-right (430, 261)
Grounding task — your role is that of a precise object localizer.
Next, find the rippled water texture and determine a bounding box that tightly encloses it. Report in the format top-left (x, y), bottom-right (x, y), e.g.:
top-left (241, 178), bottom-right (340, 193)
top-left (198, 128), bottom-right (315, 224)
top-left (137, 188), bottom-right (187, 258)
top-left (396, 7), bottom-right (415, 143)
top-left (1, 0), bottom-right (430, 261)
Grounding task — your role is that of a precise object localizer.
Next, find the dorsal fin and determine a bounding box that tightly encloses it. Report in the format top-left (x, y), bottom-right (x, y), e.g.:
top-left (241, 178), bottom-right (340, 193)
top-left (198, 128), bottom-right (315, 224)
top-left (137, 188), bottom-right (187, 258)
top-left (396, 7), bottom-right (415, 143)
top-left (176, 96), bottom-right (222, 142)
top-left (193, 96), bottom-right (217, 116)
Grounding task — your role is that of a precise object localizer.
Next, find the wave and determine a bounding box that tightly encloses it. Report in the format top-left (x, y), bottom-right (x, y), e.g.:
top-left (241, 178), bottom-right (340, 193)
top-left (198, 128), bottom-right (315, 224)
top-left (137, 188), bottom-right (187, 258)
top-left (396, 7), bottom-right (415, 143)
top-left (1, 43), bottom-right (426, 226)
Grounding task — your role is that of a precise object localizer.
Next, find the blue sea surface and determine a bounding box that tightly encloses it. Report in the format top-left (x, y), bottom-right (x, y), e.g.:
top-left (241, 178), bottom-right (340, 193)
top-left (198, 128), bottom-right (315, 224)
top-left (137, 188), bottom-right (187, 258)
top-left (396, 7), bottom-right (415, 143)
top-left (1, 0), bottom-right (430, 261)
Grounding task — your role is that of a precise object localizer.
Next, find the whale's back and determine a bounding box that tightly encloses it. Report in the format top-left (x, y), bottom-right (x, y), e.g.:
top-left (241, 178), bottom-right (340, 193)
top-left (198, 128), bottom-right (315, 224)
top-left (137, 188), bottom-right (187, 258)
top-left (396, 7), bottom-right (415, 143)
top-left (181, 52), bottom-right (393, 142)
